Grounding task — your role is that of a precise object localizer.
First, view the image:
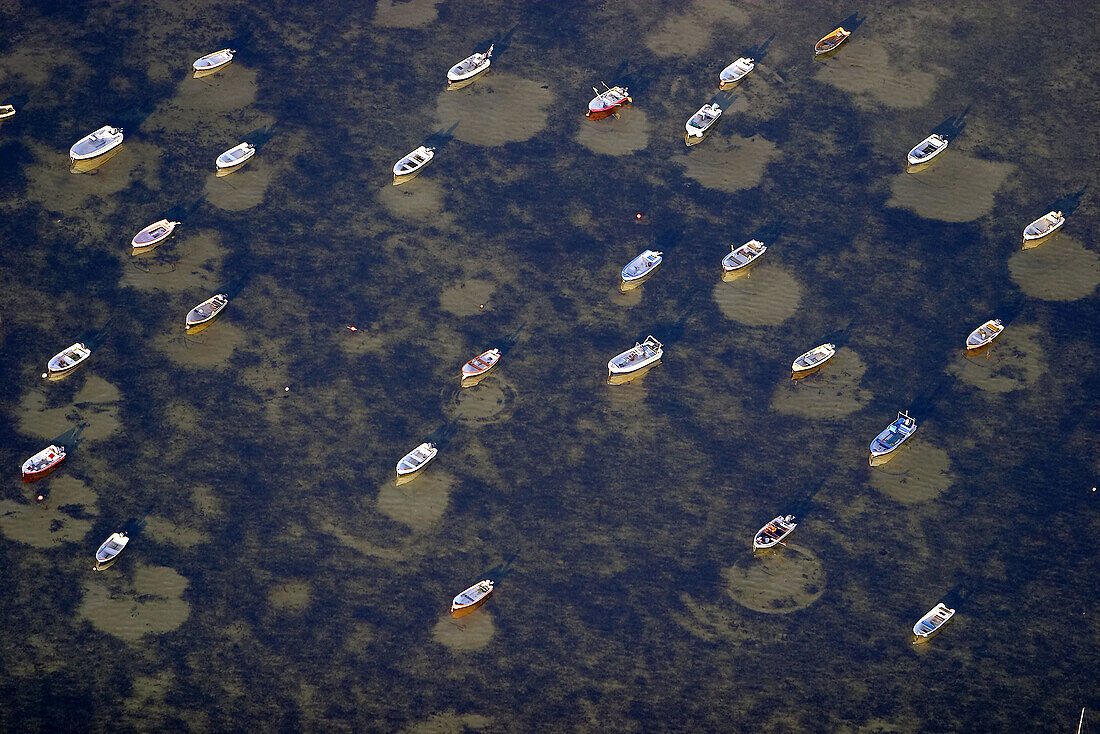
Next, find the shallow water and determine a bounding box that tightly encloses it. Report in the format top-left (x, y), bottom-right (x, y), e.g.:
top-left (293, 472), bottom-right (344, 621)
top-left (2, 1), bottom-right (1100, 731)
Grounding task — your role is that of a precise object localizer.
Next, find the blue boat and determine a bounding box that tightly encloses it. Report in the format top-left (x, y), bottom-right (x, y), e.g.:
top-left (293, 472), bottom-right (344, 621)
top-left (870, 411), bottom-right (917, 457)
top-left (621, 249), bottom-right (662, 283)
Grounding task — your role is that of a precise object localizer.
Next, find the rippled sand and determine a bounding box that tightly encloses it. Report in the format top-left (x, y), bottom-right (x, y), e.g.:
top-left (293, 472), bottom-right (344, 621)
top-left (643, 1), bottom-right (749, 57)
top-left (446, 375), bottom-right (515, 424)
top-left (948, 323), bottom-right (1047, 394)
top-left (886, 154), bottom-right (1015, 222)
top-left (869, 442), bottom-right (956, 503)
top-left (373, 0), bottom-right (441, 28)
top-left (0, 476), bottom-right (98, 548)
top-left (377, 471), bottom-right (454, 532)
top-left (576, 108), bottom-right (651, 156)
top-left (79, 564), bottom-right (191, 642)
top-left (725, 545), bottom-right (825, 613)
top-left (673, 134), bottom-right (779, 192)
top-left (771, 348), bottom-right (871, 418)
top-left (434, 74), bottom-right (553, 146)
top-left (432, 610), bottom-right (495, 651)
top-left (1008, 235), bottom-right (1100, 301)
top-left (712, 265), bottom-right (803, 325)
top-left (815, 40), bottom-right (946, 109)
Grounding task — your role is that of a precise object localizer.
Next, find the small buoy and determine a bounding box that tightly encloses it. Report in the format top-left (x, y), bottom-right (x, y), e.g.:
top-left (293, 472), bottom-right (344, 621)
top-left (284, 386), bottom-right (290, 392)
top-left (635, 213), bottom-right (643, 220)
top-left (41, 372), bottom-right (48, 378)
top-left (346, 325), bottom-right (358, 332)
top-left (479, 304), bottom-right (485, 310)
top-left (35, 493), bottom-right (45, 503)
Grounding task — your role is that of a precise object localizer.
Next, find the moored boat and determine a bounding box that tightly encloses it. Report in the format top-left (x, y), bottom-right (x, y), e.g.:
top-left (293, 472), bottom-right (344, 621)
top-left (185, 293), bottom-right (229, 330)
top-left (722, 239), bottom-right (767, 271)
top-left (792, 343), bottom-right (836, 374)
top-left (462, 348), bottom-right (501, 380)
top-left (719, 57), bottom-right (754, 88)
top-left (397, 442), bottom-right (437, 475)
top-left (907, 133), bottom-right (948, 167)
top-left (1022, 210), bottom-right (1064, 242)
top-left (608, 335), bottom-right (663, 376)
top-left (393, 145), bottom-right (435, 180)
top-left (46, 342), bottom-right (91, 377)
top-left (447, 44), bottom-right (493, 84)
top-left (621, 250), bottom-right (662, 283)
top-left (685, 103), bottom-right (722, 138)
top-left (815, 27), bottom-right (851, 55)
top-left (0, 104), bottom-right (15, 120)
top-left (69, 125), bottom-right (124, 160)
top-left (216, 142), bottom-right (255, 170)
top-left (586, 84), bottom-right (631, 119)
top-left (753, 514), bottom-right (797, 550)
top-left (21, 444), bottom-right (66, 482)
top-left (966, 319), bottom-right (1004, 350)
top-left (451, 579), bottom-right (494, 617)
top-left (131, 219), bottom-right (180, 250)
top-left (870, 411), bottom-right (917, 458)
top-left (193, 48), bottom-right (235, 74)
top-left (912, 602), bottom-right (955, 640)
top-left (94, 532), bottom-right (128, 571)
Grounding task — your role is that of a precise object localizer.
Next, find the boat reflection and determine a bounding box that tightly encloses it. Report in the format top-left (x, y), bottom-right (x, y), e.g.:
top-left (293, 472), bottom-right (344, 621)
top-left (607, 360), bottom-right (660, 385)
top-left (69, 145), bottom-right (122, 174)
top-left (905, 156), bottom-right (942, 174)
top-left (394, 469), bottom-right (428, 487)
top-left (721, 264), bottom-right (758, 282)
top-left (620, 267), bottom-right (659, 292)
top-left (215, 160), bottom-right (249, 178)
top-left (461, 371), bottom-right (494, 389)
top-left (790, 363), bottom-right (826, 380)
top-left (392, 168), bottom-right (426, 186)
top-left (684, 129), bottom-right (713, 148)
top-left (868, 447), bottom-right (906, 467)
top-left (444, 73), bottom-right (487, 92)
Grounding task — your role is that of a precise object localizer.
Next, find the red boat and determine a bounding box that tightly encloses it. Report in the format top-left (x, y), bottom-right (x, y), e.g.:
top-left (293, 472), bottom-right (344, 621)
top-left (586, 84), bottom-right (631, 119)
top-left (22, 444), bottom-right (66, 482)
top-left (462, 348), bottom-right (501, 379)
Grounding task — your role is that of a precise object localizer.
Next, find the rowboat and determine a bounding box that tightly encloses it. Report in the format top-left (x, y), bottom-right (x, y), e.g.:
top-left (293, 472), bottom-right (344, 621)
top-left (753, 514), bottom-right (797, 550)
top-left (966, 319), bottom-right (1003, 350)
top-left (685, 103), bottom-right (722, 138)
top-left (815, 27), bottom-right (851, 55)
top-left (870, 411), bottom-right (917, 458)
top-left (396, 442), bottom-right (437, 475)
top-left (69, 125), bottom-right (123, 160)
top-left (0, 104), bottom-right (15, 120)
top-left (46, 342), bottom-right (91, 377)
top-left (586, 84), bottom-right (631, 119)
top-left (621, 250), bottom-right (662, 283)
top-left (193, 49), bottom-right (235, 74)
top-left (608, 335), bottom-right (663, 376)
top-left (393, 145), bottom-right (435, 180)
top-left (462, 348), bottom-right (501, 379)
top-left (451, 579), bottom-right (494, 617)
top-left (22, 444), bottom-right (66, 482)
top-left (447, 44), bottom-right (493, 84)
top-left (719, 57), bottom-right (754, 88)
top-left (131, 219), bottom-right (180, 250)
top-left (792, 343), bottom-right (836, 374)
top-left (907, 133), bottom-right (948, 167)
top-left (1023, 211), bottom-right (1064, 242)
top-left (912, 602), bottom-right (955, 640)
top-left (93, 532), bottom-right (128, 571)
top-left (722, 239), bottom-right (767, 271)
top-left (216, 142), bottom-right (255, 170)
top-left (185, 293), bottom-right (229, 330)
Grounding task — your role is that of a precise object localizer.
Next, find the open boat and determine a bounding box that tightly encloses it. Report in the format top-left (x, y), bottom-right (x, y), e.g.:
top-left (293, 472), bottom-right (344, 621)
top-left (621, 250), bottom-right (662, 282)
top-left (966, 319), bottom-right (1004, 350)
top-left (907, 133), bottom-right (948, 167)
top-left (685, 103), bottom-right (722, 138)
top-left (608, 335), bottom-right (663, 376)
top-left (722, 239), bottom-right (767, 271)
top-left (396, 442), bottom-right (437, 475)
top-left (912, 602), bottom-right (955, 640)
top-left (792, 343), bottom-right (836, 374)
top-left (131, 219), bottom-right (180, 250)
top-left (0, 104), bottom-right (15, 120)
top-left (94, 532), bottom-right (128, 571)
top-left (451, 579), bottom-right (494, 617)
top-left (462, 348), bottom-right (501, 380)
top-left (22, 444), bottom-right (66, 482)
top-left (70, 125), bottom-right (123, 160)
top-left (1023, 211), bottom-right (1065, 241)
top-left (185, 293), bottom-right (229, 330)
top-left (216, 142), bottom-right (255, 170)
top-left (815, 27), bottom-right (851, 55)
top-left (753, 514), bottom-right (797, 550)
top-left (193, 49), bottom-right (235, 74)
top-left (46, 342), bottom-right (91, 377)
top-left (448, 44), bottom-right (493, 84)
top-left (719, 57), bottom-right (754, 88)
top-left (393, 145), bottom-right (435, 180)
top-left (870, 411), bottom-right (917, 458)
top-left (586, 84), bottom-right (631, 119)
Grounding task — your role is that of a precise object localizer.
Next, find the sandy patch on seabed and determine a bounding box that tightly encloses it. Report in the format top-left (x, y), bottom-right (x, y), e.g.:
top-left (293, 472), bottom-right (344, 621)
top-left (771, 348), bottom-right (872, 418)
top-left (79, 564), bottom-right (191, 642)
top-left (725, 545), bottom-right (825, 613)
top-left (1008, 236), bottom-right (1100, 301)
top-left (434, 74), bottom-right (553, 146)
top-left (815, 40), bottom-right (946, 109)
top-left (432, 610), bottom-right (495, 651)
top-left (643, 1), bottom-right (750, 58)
top-left (439, 278), bottom-right (495, 316)
top-left (868, 442), bottom-right (956, 504)
top-left (887, 154), bottom-right (1016, 222)
top-left (673, 135), bottom-right (780, 193)
top-left (377, 177), bottom-right (451, 222)
top-left (712, 265), bottom-right (803, 325)
top-left (576, 108), bottom-right (651, 156)
top-left (373, 0), bottom-right (442, 28)
top-left (377, 471), bottom-right (454, 532)
top-left (19, 375), bottom-right (123, 443)
top-left (0, 476), bottom-right (98, 547)
top-left (402, 712), bottom-right (492, 733)
top-left (120, 230), bottom-right (225, 293)
top-left (947, 323), bottom-right (1047, 394)
top-left (445, 375), bottom-right (515, 424)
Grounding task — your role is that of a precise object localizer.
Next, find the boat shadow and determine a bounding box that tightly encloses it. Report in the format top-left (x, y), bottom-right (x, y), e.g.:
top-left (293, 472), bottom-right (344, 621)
top-left (607, 359), bottom-right (660, 385)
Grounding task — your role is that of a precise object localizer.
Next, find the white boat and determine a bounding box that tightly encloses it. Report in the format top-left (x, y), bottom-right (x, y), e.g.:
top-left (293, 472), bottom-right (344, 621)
top-left (193, 48), bottom-right (235, 73)
top-left (69, 125), bottom-right (123, 160)
top-left (792, 343), bottom-right (836, 374)
top-left (393, 145), bottom-right (435, 179)
top-left (907, 133), bottom-right (948, 167)
top-left (0, 104), bottom-right (15, 120)
top-left (1023, 210), bottom-right (1065, 241)
top-left (586, 84), bottom-right (631, 119)
top-left (396, 442), bottom-right (437, 475)
top-left (870, 411), bottom-right (917, 457)
top-left (46, 342), bottom-right (91, 377)
top-left (913, 602), bottom-right (955, 640)
top-left (966, 319), bottom-right (1004, 350)
top-left (608, 335), bottom-right (663, 376)
top-left (685, 103), bottom-right (722, 137)
top-left (93, 532), bottom-right (129, 571)
top-left (22, 444), bottom-right (66, 482)
top-left (216, 142), bottom-right (255, 170)
top-left (621, 249), bottom-right (662, 282)
top-left (131, 219), bottom-right (180, 250)
top-left (451, 579), bottom-right (494, 617)
top-left (722, 239), bottom-right (767, 271)
top-left (185, 293), bottom-right (229, 330)
top-left (447, 44), bottom-right (493, 84)
top-left (719, 57), bottom-right (754, 88)
top-left (753, 515), bottom-right (797, 550)
top-left (462, 348), bottom-right (501, 379)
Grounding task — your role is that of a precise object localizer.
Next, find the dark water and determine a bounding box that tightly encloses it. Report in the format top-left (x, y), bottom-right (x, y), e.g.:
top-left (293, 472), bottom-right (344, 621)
top-left (2, 1), bottom-right (1099, 731)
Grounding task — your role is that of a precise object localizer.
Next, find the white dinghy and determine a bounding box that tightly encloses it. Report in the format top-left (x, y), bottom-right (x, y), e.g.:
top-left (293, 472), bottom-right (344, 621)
top-left (94, 532), bottom-right (129, 571)
top-left (907, 133), bottom-right (948, 167)
top-left (45, 342), bottom-right (91, 378)
top-left (448, 44), bottom-right (493, 84)
top-left (966, 319), bottom-right (1004, 350)
top-left (70, 125), bottom-right (124, 160)
top-left (870, 411), bottom-right (917, 458)
top-left (608, 335), bottom-right (663, 376)
top-left (753, 515), bottom-right (797, 550)
top-left (719, 57), bottom-right (754, 88)
top-left (451, 579), bottom-right (494, 617)
top-left (722, 239), bottom-right (767, 271)
top-left (393, 145), bottom-right (435, 180)
top-left (686, 103), bottom-right (722, 137)
top-left (0, 104), bottom-right (15, 120)
top-left (792, 343), bottom-right (836, 375)
top-left (131, 219), bottom-right (180, 250)
top-left (216, 142), bottom-right (255, 170)
top-left (621, 249), bottom-right (662, 283)
top-left (396, 442), bottom-right (437, 476)
top-left (462, 348), bottom-right (501, 380)
top-left (1023, 210), bottom-right (1064, 242)
top-left (913, 602), bottom-right (955, 640)
top-left (185, 293), bottom-right (229, 330)
top-left (193, 49), bottom-right (235, 74)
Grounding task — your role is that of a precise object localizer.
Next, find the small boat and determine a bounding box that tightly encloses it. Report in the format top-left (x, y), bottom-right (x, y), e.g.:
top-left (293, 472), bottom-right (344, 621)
top-left (393, 145), bottom-right (435, 179)
top-left (792, 343), bottom-right (836, 374)
top-left (586, 84), bottom-right (631, 119)
top-left (621, 249), bottom-right (662, 282)
top-left (462, 348), bottom-right (501, 379)
top-left (451, 579), bottom-right (494, 618)
top-left (685, 103), bottom-right (722, 138)
top-left (913, 602), bottom-right (955, 640)
top-left (722, 239), bottom-right (767, 271)
top-left (907, 133), bottom-right (948, 167)
top-left (193, 48), bottom-right (235, 73)
top-left (21, 444), bottom-right (66, 482)
top-left (815, 27), bottom-right (851, 55)
top-left (753, 515), bottom-right (797, 550)
top-left (0, 104), bottom-right (15, 120)
top-left (447, 44), bottom-right (493, 84)
top-left (719, 57), bottom-right (754, 88)
top-left (216, 142), bottom-right (255, 170)
top-left (966, 319), bottom-right (1004, 350)
top-left (870, 410), bottom-right (917, 458)
top-left (130, 219), bottom-right (180, 250)
top-left (93, 532), bottom-right (128, 571)
top-left (608, 335), bottom-right (663, 376)
top-left (46, 342), bottom-right (92, 377)
top-left (185, 293), bottom-right (229, 330)
top-left (396, 442), bottom-right (437, 476)
top-left (69, 125), bottom-right (124, 160)
top-left (1023, 210), bottom-right (1065, 241)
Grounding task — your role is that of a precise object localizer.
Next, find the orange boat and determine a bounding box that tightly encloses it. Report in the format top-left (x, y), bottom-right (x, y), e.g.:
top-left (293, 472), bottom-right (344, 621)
top-left (815, 27), bottom-right (851, 55)
top-left (451, 580), bottom-right (494, 617)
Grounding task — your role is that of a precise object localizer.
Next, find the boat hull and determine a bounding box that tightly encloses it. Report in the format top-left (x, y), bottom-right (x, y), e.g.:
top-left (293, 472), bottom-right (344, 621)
top-left (792, 344), bottom-right (836, 375)
top-left (193, 50), bottom-right (234, 73)
top-left (586, 98), bottom-right (631, 119)
top-left (185, 295), bottom-right (229, 331)
top-left (450, 581), bottom-right (494, 617)
top-left (22, 447), bottom-right (66, 483)
top-left (131, 220), bottom-right (179, 249)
